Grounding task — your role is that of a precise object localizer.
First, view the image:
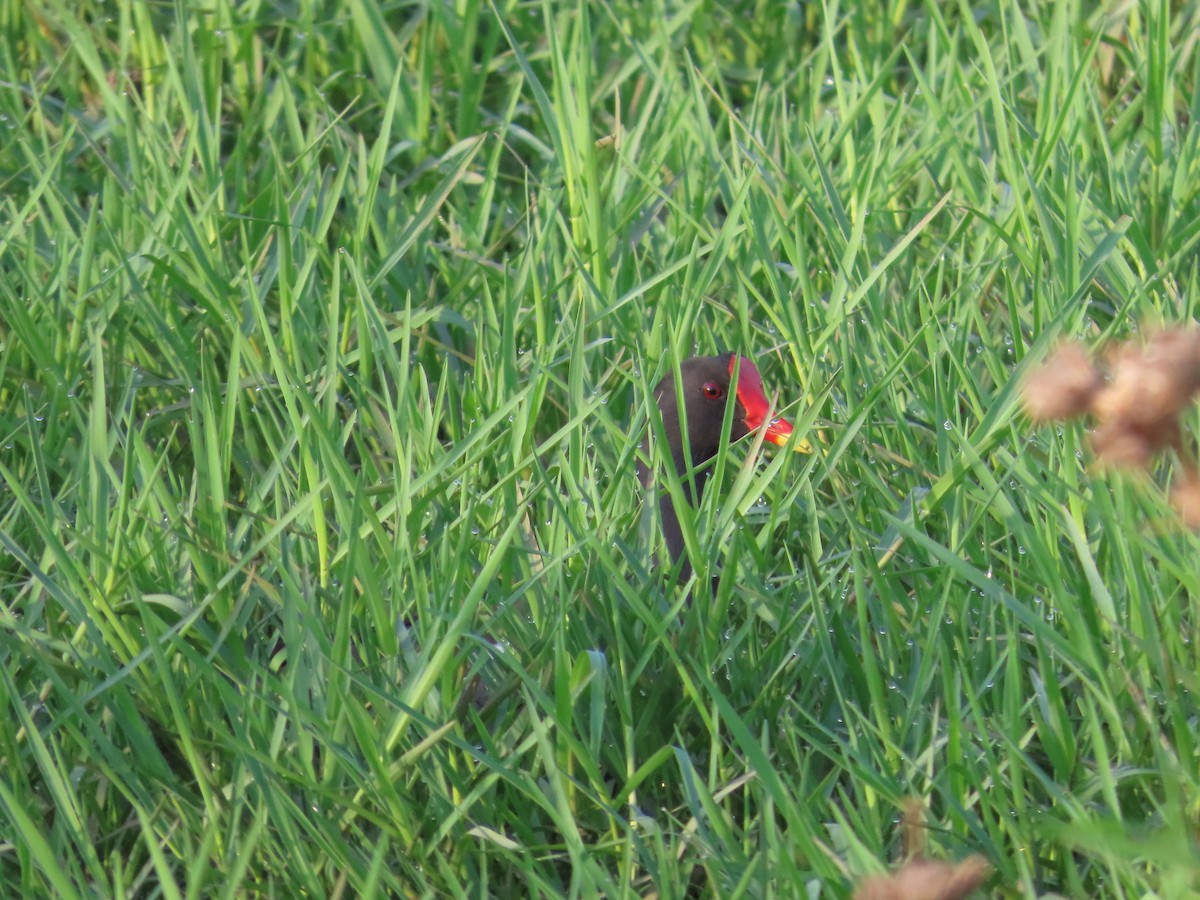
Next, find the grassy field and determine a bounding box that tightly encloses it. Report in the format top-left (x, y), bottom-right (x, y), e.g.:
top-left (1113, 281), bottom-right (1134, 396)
top-left (2, 0), bottom-right (1199, 896)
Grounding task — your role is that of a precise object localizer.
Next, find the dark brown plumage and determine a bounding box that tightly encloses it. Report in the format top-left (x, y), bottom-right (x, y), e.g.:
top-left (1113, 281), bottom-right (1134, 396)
top-left (639, 353), bottom-right (810, 579)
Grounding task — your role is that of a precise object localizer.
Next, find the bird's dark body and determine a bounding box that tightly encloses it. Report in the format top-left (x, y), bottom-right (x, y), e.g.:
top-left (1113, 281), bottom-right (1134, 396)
top-left (639, 355), bottom-right (748, 577)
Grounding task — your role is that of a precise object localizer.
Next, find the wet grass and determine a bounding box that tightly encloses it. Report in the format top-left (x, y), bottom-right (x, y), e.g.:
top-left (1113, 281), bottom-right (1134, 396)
top-left (1, 0), bottom-right (1199, 896)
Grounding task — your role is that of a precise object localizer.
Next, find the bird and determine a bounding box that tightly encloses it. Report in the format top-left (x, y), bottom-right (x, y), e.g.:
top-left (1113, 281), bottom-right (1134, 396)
top-left (638, 353), bottom-right (812, 581)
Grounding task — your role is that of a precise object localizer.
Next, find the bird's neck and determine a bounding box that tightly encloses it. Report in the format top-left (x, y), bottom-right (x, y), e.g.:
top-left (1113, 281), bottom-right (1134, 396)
top-left (670, 451), bottom-right (713, 506)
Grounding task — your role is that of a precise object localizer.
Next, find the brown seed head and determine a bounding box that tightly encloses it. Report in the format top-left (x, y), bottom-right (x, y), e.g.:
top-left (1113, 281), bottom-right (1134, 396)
top-left (1090, 421), bottom-right (1155, 469)
top-left (1145, 326), bottom-right (1200, 395)
top-left (1093, 332), bottom-right (1200, 430)
top-left (853, 856), bottom-right (990, 900)
top-left (1171, 466), bottom-right (1200, 529)
top-left (1021, 343), bottom-right (1102, 423)
top-left (1023, 324), bottom-right (1200, 525)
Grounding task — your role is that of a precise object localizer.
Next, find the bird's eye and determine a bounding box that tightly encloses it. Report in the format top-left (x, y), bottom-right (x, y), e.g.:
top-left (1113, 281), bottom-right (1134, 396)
top-left (702, 382), bottom-right (723, 400)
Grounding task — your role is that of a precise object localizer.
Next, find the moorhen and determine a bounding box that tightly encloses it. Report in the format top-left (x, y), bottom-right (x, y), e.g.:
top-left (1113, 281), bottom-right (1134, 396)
top-left (639, 353), bottom-right (812, 580)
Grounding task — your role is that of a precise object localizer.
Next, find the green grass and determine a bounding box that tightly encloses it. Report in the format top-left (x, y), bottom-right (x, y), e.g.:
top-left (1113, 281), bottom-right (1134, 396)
top-left (2, 0), bottom-right (1199, 896)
